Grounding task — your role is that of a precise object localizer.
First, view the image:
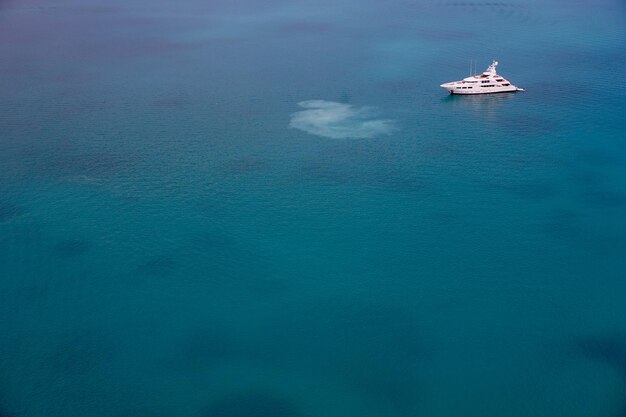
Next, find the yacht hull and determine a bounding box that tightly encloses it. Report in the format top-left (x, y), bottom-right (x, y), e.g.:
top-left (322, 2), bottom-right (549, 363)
top-left (440, 61), bottom-right (524, 95)
top-left (448, 88), bottom-right (520, 95)
top-left (442, 84), bottom-right (520, 95)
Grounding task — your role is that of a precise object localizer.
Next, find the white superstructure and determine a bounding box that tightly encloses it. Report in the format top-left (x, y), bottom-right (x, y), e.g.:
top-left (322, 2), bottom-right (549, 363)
top-left (440, 61), bottom-right (524, 95)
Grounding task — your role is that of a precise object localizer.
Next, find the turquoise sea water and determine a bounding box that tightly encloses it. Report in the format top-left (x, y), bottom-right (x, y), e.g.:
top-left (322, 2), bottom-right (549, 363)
top-left (1, 0), bottom-right (625, 416)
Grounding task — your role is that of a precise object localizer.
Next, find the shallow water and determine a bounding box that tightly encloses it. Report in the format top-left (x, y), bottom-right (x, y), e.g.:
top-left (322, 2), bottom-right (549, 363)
top-left (1, 0), bottom-right (625, 416)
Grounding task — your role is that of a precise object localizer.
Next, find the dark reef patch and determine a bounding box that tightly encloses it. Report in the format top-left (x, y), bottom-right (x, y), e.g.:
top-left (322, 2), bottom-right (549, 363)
top-left (152, 94), bottom-right (191, 109)
top-left (492, 180), bottom-right (558, 201)
top-left (49, 328), bottom-right (117, 375)
top-left (568, 169), bottom-right (608, 189)
top-left (279, 22), bottom-right (334, 34)
top-left (296, 161), bottom-right (423, 193)
top-left (21, 147), bottom-right (137, 180)
top-left (140, 254), bottom-right (178, 276)
top-left (0, 202), bottom-right (24, 223)
top-left (578, 335), bottom-right (626, 417)
top-left (414, 28), bottom-right (476, 41)
top-left (364, 170), bottom-right (424, 193)
top-left (512, 181), bottom-right (558, 200)
top-left (444, 1), bottom-right (515, 6)
top-left (289, 302), bottom-right (425, 412)
top-left (185, 330), bottom-right (238, 362)
top-left (579, 149), bottom-right (625, 168)
top-left (497, 114), bottom-right (558, 136)
top-left (47, 152), bottom-right (135, 177)
top-left (72, 37), bottom-right (201, 63)
top-left (291, 140), bottom-right (429, 192)
top-left (192, 231), bottom-right (237, 250)
top-left (541, 208), bottom-right (582, 241)
top-left (581, 190), bottom-right (626, 208)
top-left (173, 327), bottom-right (242, 371)
top-left (0, 222), bottom-right (43, 250)
top-left (579, 336), bottom-right (626, 371)
top-left (341, 362), bottom-right (420, 413)
top-left (541, 208), bottom-right (626, 256)
top-left (190, 231), bottom-right (285, 294)
top-left (441, 1), bottom-right (534, 23)
top-left (205, 391), bottom-right (299, 417)
top-left (274, 301), bottom-right (426, 373)
top-left (379, 79), bottom-right (420, 95)
top-left (331, 303), bottom-right (425, 362)
top-left (221, 157), bottom-right (268, 175)
top-left (54, 238), bottom-right (92, 257)
top-left (523, 81), bottom-right (592, 104)
top-left (194, 231), bottom-right (233, 251)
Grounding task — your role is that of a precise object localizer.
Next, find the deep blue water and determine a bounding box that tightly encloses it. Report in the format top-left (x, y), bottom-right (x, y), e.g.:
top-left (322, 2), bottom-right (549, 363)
top-left (1, 0), bottom-right (626, 416)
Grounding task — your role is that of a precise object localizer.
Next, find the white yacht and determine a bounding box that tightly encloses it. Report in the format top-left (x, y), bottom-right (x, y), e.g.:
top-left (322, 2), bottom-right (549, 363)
top-left (440, 61), bottom-right (524, 95)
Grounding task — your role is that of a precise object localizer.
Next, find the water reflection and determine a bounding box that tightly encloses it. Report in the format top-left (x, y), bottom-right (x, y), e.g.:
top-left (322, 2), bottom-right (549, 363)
top-left (441, 92), bottom-right (516, 118)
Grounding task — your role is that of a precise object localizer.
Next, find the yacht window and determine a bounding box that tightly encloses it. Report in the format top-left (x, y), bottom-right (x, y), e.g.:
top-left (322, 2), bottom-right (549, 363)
top-left (502, 83), bottom-right (510, 86)
top-left (495, 79), bottom-right (504, 81)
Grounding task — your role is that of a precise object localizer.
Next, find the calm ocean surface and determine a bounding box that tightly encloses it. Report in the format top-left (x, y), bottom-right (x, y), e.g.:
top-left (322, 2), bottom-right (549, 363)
top-left (1, 0), bottom-right (625, 416)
